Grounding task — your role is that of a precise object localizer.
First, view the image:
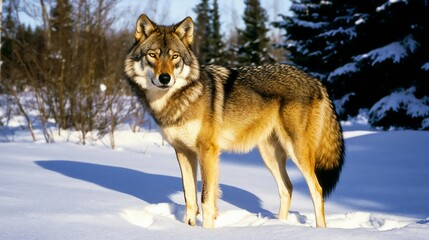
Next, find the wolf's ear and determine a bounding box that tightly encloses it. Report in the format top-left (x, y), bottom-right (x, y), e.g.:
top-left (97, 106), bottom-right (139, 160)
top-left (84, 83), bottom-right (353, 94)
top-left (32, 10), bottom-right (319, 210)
top-left (135, 14), bottom-right (156, 42)
top-left (174, 17), bottom-right (194, 46)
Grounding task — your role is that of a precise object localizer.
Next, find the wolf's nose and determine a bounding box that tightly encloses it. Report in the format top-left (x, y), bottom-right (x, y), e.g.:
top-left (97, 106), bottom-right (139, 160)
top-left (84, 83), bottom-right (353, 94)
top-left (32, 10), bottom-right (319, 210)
top-left (159, 73), bottom-right (171, 85)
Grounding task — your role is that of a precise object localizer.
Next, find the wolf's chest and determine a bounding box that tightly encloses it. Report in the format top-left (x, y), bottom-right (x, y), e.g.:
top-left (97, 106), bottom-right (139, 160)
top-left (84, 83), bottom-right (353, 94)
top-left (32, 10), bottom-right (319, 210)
top-left (160, 120), bottom-right (202, 149)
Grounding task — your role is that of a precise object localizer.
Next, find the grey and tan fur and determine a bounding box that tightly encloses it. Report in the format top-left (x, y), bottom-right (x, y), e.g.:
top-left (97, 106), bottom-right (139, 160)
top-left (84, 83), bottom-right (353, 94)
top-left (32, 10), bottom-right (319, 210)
top-left (124, 14), bottom-right (344, 228)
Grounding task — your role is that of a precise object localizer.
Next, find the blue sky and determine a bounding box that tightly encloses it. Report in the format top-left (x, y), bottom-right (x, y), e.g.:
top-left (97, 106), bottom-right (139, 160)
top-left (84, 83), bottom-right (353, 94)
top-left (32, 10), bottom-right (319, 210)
top-left (117, 0), bottom-right (291, 38)
top-left (20, 0), bottom-right (291, 35)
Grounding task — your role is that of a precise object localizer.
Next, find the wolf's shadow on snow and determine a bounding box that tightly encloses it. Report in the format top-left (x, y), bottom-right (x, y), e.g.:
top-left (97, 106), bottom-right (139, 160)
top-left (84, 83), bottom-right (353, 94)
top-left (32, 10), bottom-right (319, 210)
top-left (35, 160), bottom-right (274, 218)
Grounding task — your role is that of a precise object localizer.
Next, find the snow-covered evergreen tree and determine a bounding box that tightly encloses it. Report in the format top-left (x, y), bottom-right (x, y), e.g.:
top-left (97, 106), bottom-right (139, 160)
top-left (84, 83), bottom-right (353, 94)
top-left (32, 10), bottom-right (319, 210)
top-left (194, 0), bottom-right (226, 65)
top-left (206, 0), bottom-right (226, 65)
top-left (276, 0), bottom-right (429, 129)
top-left (193, 0), bottom-right (211, 64)
top-left (274, 0), bottom-right (334, 76)
top-left (237, 0), bottom-right (274, 65)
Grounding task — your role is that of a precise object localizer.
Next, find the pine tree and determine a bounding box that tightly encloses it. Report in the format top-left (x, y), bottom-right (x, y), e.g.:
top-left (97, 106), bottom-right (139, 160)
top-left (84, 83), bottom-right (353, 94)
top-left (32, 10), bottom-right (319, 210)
top-left (237, 0), bottom-right (273, 65)
top-left (206, 0), bottom-right (225, 65)
top-left (50, 0), bottom-right (73, 58)
top-left (364, 0), bottom-right (429, 129)
top-left (274, 0), bottom-right (332, 75)
top-left (276, 0), bottom-right (429, 129)
top-left (48, 0), bottom-right (75, 129)
top-left (193, 0), bottom-right (211, 64)
top-left (1, 1), bottom-right (16, 84)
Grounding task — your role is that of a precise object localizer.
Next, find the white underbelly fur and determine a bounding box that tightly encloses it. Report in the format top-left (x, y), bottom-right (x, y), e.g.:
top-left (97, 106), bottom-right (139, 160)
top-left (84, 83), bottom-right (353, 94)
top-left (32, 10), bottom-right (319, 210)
top-left (162, 119), bottom-right (275, 154)
top-left (218, 124), bottom-right (275, 153)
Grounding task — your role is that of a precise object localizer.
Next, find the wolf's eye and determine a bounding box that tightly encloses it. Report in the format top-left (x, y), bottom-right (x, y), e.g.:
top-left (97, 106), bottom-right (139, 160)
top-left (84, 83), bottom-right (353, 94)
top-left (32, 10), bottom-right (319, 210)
top-left (172, 54), bottom-right (179, 59)
top-left (148, 53), bottom-right (156, 58)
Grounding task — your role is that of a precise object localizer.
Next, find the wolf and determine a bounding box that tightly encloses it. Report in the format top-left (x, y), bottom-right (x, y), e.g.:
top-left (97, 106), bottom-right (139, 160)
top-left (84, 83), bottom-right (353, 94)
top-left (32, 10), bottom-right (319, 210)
top-left (124, 14), bottom-right (345, 228)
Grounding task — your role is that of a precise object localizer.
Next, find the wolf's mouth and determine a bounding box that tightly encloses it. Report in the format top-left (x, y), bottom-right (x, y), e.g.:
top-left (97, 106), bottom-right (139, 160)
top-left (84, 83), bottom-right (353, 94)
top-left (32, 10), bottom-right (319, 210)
top-left (151, 79), bottom-right (171, 89)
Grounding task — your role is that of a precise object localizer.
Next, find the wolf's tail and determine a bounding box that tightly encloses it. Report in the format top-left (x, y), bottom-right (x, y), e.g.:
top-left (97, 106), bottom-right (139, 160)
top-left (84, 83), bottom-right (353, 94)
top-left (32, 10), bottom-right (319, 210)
top-left (315, 100), bottom-right (345, 198)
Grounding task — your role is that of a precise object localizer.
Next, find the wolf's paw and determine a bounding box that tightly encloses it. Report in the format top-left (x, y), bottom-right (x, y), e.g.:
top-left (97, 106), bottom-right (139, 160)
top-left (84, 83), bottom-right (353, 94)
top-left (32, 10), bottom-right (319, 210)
top-left (184, 206), bottom-right (198, 226)
top-left (202, 218), bottom-right (215, 228)
top-left (202, 210), bottom-right (217, 228)
top-left (185, 216), bottom-right (196, 226)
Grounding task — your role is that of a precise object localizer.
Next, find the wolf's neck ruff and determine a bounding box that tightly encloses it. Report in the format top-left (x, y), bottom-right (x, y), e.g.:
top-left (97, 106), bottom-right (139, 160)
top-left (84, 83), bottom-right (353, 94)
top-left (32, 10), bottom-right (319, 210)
top-left (149, 79), bottom-right (204, 126)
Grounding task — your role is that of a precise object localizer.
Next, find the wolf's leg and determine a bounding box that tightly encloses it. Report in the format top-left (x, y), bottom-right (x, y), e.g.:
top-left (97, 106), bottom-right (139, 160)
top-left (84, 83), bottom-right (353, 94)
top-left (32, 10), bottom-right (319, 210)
top-left (258, 134), bottom-right (292, 220)
top-left (287, 141), bottom-right (326, 227)
top-left (176, 149), bottom-right (199, 226)
top-left (197, 142), bottom-right (220, 228)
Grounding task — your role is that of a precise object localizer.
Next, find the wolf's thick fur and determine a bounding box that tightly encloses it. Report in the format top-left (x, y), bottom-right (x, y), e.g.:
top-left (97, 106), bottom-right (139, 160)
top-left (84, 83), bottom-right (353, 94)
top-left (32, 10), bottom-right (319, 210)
top-left (124, 14), bottom-right (345, 228)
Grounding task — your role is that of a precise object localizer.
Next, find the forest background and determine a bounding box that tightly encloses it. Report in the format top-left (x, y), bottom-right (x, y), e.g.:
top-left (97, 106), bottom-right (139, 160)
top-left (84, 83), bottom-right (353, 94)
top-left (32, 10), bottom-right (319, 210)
top-left (1, 0), bottom-right (428, 147)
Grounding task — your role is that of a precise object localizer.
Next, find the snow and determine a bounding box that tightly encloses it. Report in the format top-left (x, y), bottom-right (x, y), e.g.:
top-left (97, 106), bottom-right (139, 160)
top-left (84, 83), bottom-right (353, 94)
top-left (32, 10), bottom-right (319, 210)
top-left (320, 1), bottom-right (333, 5)
top-left (99, 83), bottom-right (107, 92)
top-left (333, 93), bottom-right (356, 116)
top-left (1, 116), bottom-right (429, 239)
top-left (290, 3), bottom-right (308, 13)
top-left (290, 3), bottom-right (322, 13)
top-left (354, 35), bottom-right (419, 66)
top-left (354, 18), bottom-right (365, 25)
top-left (352, 13), bottom-right (370, 26)
top-left (369, 87), bottom-right (429, 122)
top-left (340, 110), bottom-right (370, 130)
top-left (328, 62), bottom-right (359, 82)
top-left (377, 0), bottom-right (408, 12)
top-left (290, 18), bottom-right (329, 29)
top-left (422, 62), bottom-right (429, 71)
top-left (422, 118), bottom-right (429, 129)
top-left (318, 26), bottom-right (357, 40)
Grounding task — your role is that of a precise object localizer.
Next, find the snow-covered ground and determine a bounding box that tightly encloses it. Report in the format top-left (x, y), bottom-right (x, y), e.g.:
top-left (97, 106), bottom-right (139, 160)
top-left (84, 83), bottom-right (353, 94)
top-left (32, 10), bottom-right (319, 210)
top-left (1, 120), bottom-right (428, 239)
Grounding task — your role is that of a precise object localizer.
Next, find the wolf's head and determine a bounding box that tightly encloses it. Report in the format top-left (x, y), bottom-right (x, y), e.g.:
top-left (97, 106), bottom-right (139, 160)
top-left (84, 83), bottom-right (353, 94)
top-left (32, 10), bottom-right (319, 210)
top-left (125, 14), bottom-right (199, 91)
